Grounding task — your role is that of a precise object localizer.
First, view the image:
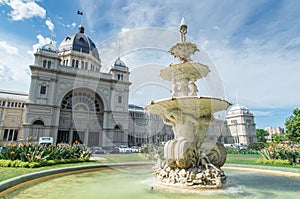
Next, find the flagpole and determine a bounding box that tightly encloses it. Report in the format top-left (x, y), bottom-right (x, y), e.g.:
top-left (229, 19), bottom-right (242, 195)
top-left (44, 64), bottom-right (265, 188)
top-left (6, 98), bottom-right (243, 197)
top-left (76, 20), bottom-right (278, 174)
top-left (77, 11), bottom-right (84, 25)
top-left (81, 14), bottom-right (84, 25)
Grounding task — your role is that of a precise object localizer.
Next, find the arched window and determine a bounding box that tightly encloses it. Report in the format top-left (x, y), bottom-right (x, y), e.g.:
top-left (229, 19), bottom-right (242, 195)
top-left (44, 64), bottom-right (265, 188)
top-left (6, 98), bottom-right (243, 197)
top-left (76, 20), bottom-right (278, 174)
top-left (85, 62), bottom-right (88, 69)
top-left (31, 120), bottom-right (45, 139)
top-left (60, 90), bottom-right (103, 113)
top-left (33, 120), bottom-right (44, 125)
top-left (114, 125), bottom-right (122, 142)
top-left (43, 60), bottom-right (47, 68)
top-left (81, 61), bottom-right (84, 69)
top-left (47, 61), bottom-right (51, 68)
top-left (75, 60), bottom-right (79, 68)
top-left (72, 59), bottom-right (75, 67)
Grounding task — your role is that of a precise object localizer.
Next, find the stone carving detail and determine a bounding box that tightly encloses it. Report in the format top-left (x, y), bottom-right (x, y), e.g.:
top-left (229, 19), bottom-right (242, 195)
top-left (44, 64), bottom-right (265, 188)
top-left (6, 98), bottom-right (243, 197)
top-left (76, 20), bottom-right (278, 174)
top-left (169, 42), bottom-right (198, 63)
top-left (153, 155), bottom-right (226, 188)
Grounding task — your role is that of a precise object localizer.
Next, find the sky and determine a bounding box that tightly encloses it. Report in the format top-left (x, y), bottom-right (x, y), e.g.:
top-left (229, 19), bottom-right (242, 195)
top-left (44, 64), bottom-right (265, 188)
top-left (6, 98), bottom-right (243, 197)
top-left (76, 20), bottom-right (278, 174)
top-left (0, 0), bottom-right (299, 129)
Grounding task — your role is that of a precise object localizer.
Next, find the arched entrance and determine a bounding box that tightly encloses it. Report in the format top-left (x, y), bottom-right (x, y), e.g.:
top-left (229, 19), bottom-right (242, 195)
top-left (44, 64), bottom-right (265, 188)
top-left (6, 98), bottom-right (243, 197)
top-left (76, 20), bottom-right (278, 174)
top-left (31, 120), bottom-right (45, 140)
top-left (57, 88), bottom-right (104, 146)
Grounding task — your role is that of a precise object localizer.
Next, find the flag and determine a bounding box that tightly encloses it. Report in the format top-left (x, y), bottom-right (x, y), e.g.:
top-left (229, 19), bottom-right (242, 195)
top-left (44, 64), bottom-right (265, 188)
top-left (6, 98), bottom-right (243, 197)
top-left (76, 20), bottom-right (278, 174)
top-left (77, 11), bottom-right (83, 15)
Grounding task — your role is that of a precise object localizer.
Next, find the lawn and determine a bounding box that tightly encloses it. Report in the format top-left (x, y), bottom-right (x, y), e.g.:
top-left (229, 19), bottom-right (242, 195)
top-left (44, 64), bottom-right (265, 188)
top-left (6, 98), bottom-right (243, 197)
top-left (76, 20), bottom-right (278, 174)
top-left (0, 161), bottom-right (99, 182)
top-left (225, 154), bottom-right (260, 165)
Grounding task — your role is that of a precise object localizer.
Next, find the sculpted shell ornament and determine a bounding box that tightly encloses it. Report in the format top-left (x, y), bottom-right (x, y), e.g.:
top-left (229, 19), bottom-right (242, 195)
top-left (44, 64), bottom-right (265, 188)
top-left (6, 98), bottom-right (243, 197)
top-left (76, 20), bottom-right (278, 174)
top-left (169, 42), bottom-right (199, 62)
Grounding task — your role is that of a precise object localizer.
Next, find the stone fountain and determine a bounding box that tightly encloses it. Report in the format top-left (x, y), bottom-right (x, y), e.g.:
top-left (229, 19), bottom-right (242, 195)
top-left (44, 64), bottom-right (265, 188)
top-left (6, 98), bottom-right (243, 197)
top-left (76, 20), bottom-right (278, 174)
top-left (145, 19), bottom-right (232, 189)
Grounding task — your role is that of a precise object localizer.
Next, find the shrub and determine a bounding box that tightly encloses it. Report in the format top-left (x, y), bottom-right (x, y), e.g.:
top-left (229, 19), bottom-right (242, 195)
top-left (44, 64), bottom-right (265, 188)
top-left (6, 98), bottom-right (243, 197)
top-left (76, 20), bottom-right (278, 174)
top-left (140, 144), bottom-right (164, 160)
top-left (248, 142), bottom-right (266, 151)
top-left (258, 142), bottom-right (300, 165)
top-left (226, 147), bottom-right (259, 155)
top-left (256, 158), bottom-right (290, 165)
top-left (0, 143), bottom-right (91, 168)
top-left (0, 160), bottom-right (12, 167)
top-left (29, 162), bottom-right (40, 168)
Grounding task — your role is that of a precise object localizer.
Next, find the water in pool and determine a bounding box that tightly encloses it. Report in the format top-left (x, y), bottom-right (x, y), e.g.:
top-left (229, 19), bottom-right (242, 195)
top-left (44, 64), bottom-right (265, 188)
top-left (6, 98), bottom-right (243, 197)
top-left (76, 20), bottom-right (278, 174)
top-left (3, 167), bottom-right (300, 199)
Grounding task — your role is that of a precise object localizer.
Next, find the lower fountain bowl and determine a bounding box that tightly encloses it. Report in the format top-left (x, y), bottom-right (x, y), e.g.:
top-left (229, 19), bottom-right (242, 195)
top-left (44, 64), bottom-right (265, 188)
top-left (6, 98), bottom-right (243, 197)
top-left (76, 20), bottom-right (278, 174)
top-left (2, 163), bottom-right (300, 199)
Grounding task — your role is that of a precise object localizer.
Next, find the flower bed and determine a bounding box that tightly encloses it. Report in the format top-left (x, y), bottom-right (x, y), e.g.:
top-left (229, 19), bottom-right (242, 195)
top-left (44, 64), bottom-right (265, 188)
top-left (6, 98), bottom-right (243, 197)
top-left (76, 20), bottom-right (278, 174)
top-left (259, 142), bottom-right (300, 165)
top-left (0, 143), bottom-right (91, 168)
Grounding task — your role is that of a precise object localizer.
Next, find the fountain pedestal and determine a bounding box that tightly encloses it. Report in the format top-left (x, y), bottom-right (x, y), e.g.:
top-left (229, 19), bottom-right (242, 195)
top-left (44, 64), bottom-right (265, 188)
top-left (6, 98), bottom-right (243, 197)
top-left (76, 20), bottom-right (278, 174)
top-left (145, 19), bottom-right (231, 188)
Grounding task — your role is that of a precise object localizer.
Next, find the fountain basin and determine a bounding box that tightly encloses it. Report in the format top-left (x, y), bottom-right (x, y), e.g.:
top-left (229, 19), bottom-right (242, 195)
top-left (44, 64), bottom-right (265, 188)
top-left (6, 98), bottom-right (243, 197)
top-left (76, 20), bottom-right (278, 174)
top-left (146, 96), bottom-right (231, 118)
top-left (160, 62), bottom-right (209, 81)
top-left (2, 164), bottom-right (300, 199)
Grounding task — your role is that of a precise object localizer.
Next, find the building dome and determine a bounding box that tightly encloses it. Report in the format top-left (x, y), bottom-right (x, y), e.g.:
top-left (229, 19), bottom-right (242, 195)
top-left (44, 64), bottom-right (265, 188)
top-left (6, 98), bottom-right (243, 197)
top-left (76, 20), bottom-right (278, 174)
top-left (228, 104), bottom-right (250, 115)
top-left (114, 57), bottom-right (126, 68)
top-left (58, 25), bottom-right (100, 61)
top-left (40, 42), bottom-right (57, 53)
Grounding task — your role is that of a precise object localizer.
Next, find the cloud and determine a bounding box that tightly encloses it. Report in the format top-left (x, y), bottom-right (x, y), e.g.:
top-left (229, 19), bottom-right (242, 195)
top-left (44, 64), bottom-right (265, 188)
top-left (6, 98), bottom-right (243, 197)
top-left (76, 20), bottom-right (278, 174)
top-left (0, 40), bottom-right (18, 55)
top-left (45, 19), bottom-right (54, 32)
top-left (77, 0), bottom-right (300, 111)
top-left (0, 63), bottom-right (14, 80)
top-left (252, 110), bottom-right (272, 117)
top-left (28, 34), bottom-right (52, 54)
top-left (285, 37), bottom-right (300, 49)
top-left (4, 0), bottom-right (46, 21)
top-left (0, 35), bottom-right (33, 92)
top-left (63, 22), bottom-right (76, 28)
top-left (206, 38), bottom-right (300, 109)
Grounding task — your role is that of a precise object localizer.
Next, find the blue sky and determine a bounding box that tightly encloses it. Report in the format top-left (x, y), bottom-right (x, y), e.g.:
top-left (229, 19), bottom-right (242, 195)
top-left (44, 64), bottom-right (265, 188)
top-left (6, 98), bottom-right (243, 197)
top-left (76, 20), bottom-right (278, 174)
top-left (0, 0), bottom-right (299, 129)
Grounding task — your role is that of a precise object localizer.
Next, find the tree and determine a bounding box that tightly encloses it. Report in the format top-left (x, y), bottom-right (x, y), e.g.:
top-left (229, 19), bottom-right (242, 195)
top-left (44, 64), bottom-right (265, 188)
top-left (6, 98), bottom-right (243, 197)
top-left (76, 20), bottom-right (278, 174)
top-left (285, 108), bottom-right (300, 142)
top-left (272, 133), bottom-right (286, 144)
top-left (256, 129), bottom-right (269, 143)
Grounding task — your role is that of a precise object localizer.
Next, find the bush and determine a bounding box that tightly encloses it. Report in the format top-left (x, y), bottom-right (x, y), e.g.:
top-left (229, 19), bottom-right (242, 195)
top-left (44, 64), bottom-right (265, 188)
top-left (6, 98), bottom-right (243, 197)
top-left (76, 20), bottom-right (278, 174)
top-left (226, 147), bottom-right (259, 155)
top-left (0, 143), bottom-right (91, 168)
top-left (0, 160), bottom-right (12, 167)
top-left (259, 142), bottom-right (300, 165)
top-left (225, 147), bottom-right (239, 154)
top-left (140, 144), bottom-right (164, 160)
top-left (256, 158), bottom-right (290, 165)
top-left (29, 162), bottom-right (40, 168)
top-left (248, 142), bottom-right (266, 151)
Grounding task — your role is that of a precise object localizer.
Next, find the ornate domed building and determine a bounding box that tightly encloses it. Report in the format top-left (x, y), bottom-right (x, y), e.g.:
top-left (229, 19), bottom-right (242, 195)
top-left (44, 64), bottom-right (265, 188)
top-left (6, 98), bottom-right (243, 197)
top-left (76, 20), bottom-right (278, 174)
top-left (225, 104), bottom-right (257, 146)
top-left (22, 25), bottom-right (131, 147)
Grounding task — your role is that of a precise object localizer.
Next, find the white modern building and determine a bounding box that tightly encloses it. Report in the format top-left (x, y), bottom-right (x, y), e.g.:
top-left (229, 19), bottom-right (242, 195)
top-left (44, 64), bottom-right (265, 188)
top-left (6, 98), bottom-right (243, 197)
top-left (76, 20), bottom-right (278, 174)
top-left (265, 126), bottom-right (285, 142)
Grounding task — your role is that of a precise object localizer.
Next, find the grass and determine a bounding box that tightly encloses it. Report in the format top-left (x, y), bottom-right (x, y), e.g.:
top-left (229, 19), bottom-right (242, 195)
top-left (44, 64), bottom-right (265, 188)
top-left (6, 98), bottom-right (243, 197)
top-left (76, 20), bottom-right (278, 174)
top-left (95, 153), bottom-right (151, 163)
top-left (0, 161), bottom-right (98, 182)
top-left (225, 154), bottom-right (260, 165)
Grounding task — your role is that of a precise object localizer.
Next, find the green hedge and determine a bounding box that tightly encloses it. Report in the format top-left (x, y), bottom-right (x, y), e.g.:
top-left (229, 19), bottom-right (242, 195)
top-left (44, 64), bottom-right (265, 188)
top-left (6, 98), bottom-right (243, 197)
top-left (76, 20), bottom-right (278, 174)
top-left (256, 158), bottom-right (290, 166)
top-left (0, 158), bottom-right (89, 168)
top-left (225, 147), bottom-right (260, 155)
top-left (248, 142), bottom-right (266, 150)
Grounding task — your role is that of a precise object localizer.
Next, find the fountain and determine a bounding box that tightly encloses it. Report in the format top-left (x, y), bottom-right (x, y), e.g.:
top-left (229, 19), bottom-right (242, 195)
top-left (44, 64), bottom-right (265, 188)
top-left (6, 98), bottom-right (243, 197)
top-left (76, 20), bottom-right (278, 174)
top-left (2, 21), bottom-right (300, 199)
top-left (145, 19), bottom-right (231, 189)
